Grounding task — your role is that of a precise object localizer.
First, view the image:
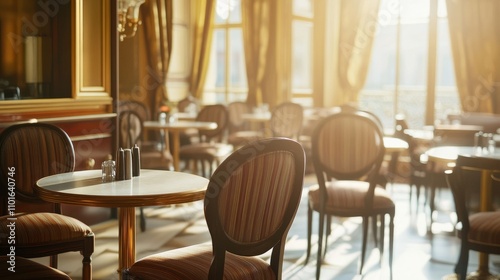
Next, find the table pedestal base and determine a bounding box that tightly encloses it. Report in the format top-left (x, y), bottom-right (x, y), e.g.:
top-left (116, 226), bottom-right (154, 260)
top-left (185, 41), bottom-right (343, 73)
top-left (118, 207), bottom-right (136, 279)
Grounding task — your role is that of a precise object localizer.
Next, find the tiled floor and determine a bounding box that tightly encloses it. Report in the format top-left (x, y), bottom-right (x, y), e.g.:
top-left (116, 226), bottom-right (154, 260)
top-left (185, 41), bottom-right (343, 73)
top-left (33, 174), bottom-right (500, 280)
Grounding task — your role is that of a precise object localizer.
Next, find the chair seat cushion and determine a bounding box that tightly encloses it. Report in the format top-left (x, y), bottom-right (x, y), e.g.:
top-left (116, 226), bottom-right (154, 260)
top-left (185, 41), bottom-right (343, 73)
top-left (0, 212), bottom-right (92, 246)
top-left (127, 243), bottom-right (275, 280)
top-left (308, 180), bottom-right (395, 214)
top-left (466, 212), bottom-right (500, 246)
top-left (180, 143), bottom-right (233, 159)
top-left (0, 256), bottom-right (71, 280)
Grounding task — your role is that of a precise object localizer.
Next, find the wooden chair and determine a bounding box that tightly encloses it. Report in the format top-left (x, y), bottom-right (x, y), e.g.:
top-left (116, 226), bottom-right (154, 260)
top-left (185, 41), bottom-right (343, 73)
top-left (124, 138), bottom-right (305, 279)
top-left (227, 101), bottom-right (261, 147)
top-left (176, 95), bottom-right (200, 145)
top-left (269, 102), bottom-right (303, 140)
top-left (0, 123), bottom-right (94, 280)
top-left (118, 110), bottom-right (173, 231)
top-left (305, 110), bottom-right (395, 280)
top-left (446, 155), bottom-right (500, 280)
top-left (0, 256), bottom-right (71, 280)
top-left (228, 102), bottom-right (304, 148)
top-left (177, 95), bottom-right (200, 113)
top-left (179, 104), bottom-right (233, 177)
top-left (394, 114), bottom-right (429, 212)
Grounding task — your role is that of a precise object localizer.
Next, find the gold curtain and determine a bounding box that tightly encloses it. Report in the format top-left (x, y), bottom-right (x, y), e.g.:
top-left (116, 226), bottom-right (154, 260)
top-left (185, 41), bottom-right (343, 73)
top-left (140, 0), bottom-right (173, 113)
top-left (241, 0), bottom-right (280, 107)
top-left (333, 0), bottom-right (380, 105)
top-left (447, 0), bottom-right (500, 113)
top-left (189, 0), bottom-right (215, 100)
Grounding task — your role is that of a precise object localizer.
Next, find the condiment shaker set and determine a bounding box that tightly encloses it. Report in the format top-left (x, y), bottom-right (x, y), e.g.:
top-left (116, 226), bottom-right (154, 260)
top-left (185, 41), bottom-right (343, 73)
top-left (474, 131), bottom-right (495, 155)
top-left (102, 144), bottom-right (141, 182)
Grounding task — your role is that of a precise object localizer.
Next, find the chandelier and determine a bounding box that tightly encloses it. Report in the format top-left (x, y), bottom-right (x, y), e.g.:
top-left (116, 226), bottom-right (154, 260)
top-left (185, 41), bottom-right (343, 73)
top-left (118, 0), bottom-right (146, 41)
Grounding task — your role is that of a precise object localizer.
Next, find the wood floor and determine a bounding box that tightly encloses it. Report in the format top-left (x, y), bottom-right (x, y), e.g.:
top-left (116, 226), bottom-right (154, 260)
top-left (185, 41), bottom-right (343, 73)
top-left (34, 174), bottom-right (500, 279)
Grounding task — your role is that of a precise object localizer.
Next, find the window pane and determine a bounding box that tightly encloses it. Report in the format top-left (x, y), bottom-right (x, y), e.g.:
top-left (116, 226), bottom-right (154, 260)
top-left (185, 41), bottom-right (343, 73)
top-left (215, 0), bottom-right (238, 23)
top-left (397, 14), bottom-right (429, 128)
top-left (359, 4), bottom-right (398, 130)
top-left (435, 3), bottom-right (460, 122)
top-left (215, 30), bottom-right (226, 88)
top-left (360, 0), bottom-right (439, 129)
top-left (228, 0), bottom-right (241, 23)
top-left (205, 30), bottom-right (226, 91)
top-left (400, 0), bottom-right (429, 21)
top-left (228, 28), bottom-right (247, 88)
top-left (292, 21), bottom-right (313, 91)
top-left (293, 0), bottom-right (313, 18)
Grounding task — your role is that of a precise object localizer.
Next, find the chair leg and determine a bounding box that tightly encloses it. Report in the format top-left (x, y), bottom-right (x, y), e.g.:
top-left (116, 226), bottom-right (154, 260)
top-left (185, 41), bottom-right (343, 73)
top-left (82, 233), bottom-right (94, 280)
top-left (415, 182), bottom-right (421, 213)
top-left (50, 255), bottom-right (58, 268)
top-left (409, 182), bottom-right (414, 212)
top-left (389, 213), bottom-right (394, 280)
top-left (379, 214), bottom-right (386, 261)
top-left (372, 215), bottom-right (379, 247)
top-left (316, 211), bottom-right (325, 280)
top-left (454, 240), bottom-right (469, 280)
top-left (306, 201), bottom-right (313, 263)
top-left (324, 215), bottom-right (331, 257)
top-left (140, 207), bottom-right (146, 232)
top-left (429, 180), bottom-right (436, 235)
top-left (359, 216), bottom-right (369, 275)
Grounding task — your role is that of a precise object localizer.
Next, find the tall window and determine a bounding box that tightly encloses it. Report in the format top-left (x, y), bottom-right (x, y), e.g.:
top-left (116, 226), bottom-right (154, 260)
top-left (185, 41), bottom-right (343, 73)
top-left (359, 0), bottom-right (459, 130)
top-left (291, 0), bottom-right (314, 107)
top-left (203, 0), bottom-right (247, 104)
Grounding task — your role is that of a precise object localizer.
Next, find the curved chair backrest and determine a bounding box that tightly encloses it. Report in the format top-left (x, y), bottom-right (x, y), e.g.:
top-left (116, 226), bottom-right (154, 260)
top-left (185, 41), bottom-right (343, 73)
top-left (448, 155), bottom-right (500, 231)
top-left (118, 100), bottom-right (150, 121)
top-left (118, 110), bottom-right (143, 148)
top-left (204, 138), bottom-right (305, 278)
top-left (270, 102), bottom-right (303, 139)
top-left (177, 95), bottom-right (200, 113)
top-left (196, 104), bottom-right (229, 142)
top-left (0, 123), bottom-right (75, 214)
top-left (312, 110), bottom-right (385, 182)
top-left (227, 101), bottom-right (251, 133)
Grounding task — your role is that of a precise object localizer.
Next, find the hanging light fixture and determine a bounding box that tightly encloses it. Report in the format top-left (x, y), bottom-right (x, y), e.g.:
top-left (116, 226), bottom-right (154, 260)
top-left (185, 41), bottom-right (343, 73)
top-left (118, 0), bottom-right (145, 41)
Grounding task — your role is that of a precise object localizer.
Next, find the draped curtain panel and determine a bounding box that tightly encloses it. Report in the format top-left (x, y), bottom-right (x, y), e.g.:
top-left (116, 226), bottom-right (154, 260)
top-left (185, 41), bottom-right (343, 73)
top-left (189, 0), bottom-right (215, 100)
top-left (140, 0), bottom-right (173, 115)
top-left (241, 0), bottom-right (280, 108)
top-left (447, 0), bottom-right (500, 113)
top-left (333, 0), bottom-right (380, 105)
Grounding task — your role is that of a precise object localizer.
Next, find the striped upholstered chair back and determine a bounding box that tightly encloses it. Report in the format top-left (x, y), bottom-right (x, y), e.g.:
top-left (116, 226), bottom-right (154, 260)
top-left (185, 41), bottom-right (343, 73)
top-left (312, 110), bottom-right (385, 181)
top-left (125, 138), bottom-right (305, 279)
top-left (196, 104), bottom-right (229, 143)
top-left (0, 123), bottom-right (75, 213)
top-left (205, 138), bottom-right (305, 275)
top-left (446, 155), bottom-right (500, 279)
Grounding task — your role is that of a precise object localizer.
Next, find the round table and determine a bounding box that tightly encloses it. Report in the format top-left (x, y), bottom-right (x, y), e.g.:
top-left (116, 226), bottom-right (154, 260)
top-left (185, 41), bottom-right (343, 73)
top-left (36, 169), bottom-right (208, 278)
top-left (143, 120), bottom-right (217, 171)
top-left (425, 147), bottom-right (500, 280)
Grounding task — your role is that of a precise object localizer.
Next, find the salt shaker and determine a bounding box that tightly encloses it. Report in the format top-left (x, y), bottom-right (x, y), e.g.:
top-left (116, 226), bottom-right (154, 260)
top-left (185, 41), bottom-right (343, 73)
top-left (132, 144), bottom-right (141, 176)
